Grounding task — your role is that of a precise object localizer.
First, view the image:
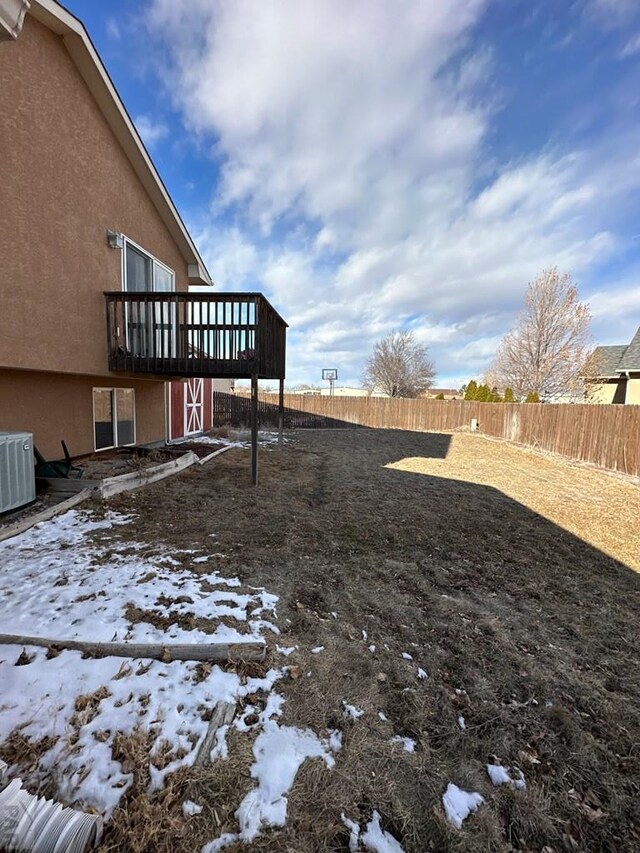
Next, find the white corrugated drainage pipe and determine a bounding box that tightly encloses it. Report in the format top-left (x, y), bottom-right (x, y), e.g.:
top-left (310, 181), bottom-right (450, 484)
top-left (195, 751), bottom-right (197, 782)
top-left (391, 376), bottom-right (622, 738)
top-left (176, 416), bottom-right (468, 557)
top-left (0, 760), bottom-right (103, 852)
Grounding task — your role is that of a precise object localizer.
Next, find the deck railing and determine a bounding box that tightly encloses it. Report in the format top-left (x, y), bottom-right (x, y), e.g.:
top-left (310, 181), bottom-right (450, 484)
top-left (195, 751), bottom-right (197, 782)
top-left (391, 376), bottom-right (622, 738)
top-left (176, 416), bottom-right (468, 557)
top-left (105, 292), bottom-right (287, 379)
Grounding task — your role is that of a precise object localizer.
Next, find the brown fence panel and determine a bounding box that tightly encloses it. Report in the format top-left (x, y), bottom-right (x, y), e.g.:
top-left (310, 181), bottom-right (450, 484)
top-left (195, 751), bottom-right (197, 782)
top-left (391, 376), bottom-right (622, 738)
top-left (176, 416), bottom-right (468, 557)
top-left (211, 393), bottom-right (640, 478)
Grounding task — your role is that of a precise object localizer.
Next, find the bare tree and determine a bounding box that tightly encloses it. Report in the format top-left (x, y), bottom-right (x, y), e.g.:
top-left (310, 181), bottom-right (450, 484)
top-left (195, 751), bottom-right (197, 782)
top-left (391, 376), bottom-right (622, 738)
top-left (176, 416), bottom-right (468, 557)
top-left (363, 330), bottom-right (435, 397)
top-left (491, 268), bottom-right (592, 400)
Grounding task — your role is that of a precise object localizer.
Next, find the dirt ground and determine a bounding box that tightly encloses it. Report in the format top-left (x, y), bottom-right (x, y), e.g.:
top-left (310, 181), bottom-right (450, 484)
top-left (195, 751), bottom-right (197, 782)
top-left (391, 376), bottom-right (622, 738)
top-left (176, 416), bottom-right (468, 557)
top-left (89, 430), bottom-right (639, 850)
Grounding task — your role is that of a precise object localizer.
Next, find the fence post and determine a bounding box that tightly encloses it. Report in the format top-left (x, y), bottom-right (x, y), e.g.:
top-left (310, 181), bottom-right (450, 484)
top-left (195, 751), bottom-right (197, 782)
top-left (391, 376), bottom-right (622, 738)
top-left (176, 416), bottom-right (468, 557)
top-left (278, 378), bottom-right (284, 445)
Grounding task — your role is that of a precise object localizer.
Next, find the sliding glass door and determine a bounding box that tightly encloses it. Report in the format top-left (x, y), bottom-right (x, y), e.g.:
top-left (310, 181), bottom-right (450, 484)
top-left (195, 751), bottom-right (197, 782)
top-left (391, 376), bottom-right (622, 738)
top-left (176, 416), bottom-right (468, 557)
top-left (123, 238), bottom-right (176, 359)
top-left (93, 388), bottom-right (136, 450)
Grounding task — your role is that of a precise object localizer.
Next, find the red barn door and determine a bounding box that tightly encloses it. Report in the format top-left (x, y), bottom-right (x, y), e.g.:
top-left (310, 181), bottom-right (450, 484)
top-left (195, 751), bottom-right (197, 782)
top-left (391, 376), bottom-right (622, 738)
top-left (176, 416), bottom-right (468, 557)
top-left (184, 378), bottom-right (204, 435)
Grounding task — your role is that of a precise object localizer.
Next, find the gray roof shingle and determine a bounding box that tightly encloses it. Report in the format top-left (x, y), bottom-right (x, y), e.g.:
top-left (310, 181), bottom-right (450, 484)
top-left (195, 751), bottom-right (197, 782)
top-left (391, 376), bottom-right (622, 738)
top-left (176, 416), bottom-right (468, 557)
top-left (617, 325), bottom-right (640, 372)
top-left (590, 345), bottom-right (628, 378)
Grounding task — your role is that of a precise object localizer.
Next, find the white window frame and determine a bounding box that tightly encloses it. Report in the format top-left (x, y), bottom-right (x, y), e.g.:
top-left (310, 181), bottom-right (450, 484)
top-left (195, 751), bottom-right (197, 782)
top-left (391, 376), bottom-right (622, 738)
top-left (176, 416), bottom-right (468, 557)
top-left (93, 387), bottom-right (137, 452)
top-left (121, 235), bottom-right (176, 292)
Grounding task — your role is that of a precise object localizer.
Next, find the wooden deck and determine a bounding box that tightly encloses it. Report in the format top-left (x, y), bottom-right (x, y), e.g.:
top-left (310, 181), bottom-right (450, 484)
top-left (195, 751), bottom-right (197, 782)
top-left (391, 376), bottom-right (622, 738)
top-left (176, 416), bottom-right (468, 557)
top-left (105, 291), bottom-right (288, 485)
top-left (105, 292), bottom-right (287, 380)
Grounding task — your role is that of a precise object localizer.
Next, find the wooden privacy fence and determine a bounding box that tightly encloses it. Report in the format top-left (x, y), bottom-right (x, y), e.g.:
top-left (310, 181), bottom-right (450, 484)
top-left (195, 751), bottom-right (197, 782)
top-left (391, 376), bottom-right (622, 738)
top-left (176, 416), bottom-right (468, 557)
top-left (212, 393), bottom-right (640, 478)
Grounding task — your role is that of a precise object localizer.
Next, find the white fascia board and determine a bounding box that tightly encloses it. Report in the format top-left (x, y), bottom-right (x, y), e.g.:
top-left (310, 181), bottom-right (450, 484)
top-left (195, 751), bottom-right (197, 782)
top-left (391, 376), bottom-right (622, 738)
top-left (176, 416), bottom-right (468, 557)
top-left (0, 0), bottom-right (30, 40)
top-left (27, 0), bottom-right (213, 285)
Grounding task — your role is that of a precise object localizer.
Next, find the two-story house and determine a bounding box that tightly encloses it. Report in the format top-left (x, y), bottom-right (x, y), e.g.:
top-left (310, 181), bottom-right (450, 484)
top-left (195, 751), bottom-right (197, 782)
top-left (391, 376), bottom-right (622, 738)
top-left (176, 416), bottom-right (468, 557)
top-left (0, 0), bottom-right (286, 473)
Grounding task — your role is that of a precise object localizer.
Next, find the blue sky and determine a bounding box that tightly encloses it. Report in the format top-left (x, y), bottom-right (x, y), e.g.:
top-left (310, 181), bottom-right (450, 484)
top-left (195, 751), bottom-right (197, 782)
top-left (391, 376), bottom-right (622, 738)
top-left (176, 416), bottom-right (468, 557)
top-left (66, 0), bottom-right (640, 388)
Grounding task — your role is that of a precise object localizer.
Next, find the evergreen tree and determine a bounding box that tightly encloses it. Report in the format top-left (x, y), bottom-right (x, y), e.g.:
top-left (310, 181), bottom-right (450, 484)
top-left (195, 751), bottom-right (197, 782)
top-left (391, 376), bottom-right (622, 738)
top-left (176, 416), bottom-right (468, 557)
top-left (476, 383), bottom-right (490, 402)
top-left (435, 392), bottom-right (445, 400)
top-left (503, 387), bottom-right (516, 403)
top-left (525, 391), bottom-right (540, 403)
top-left (464, 380), bottom-right (478, 400)
top-left (489, 386), bottom-right (502, 402)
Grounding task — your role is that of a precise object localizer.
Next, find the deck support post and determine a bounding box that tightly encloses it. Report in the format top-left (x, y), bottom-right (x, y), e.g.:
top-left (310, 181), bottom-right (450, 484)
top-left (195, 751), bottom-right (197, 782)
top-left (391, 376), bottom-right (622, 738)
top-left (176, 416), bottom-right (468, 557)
top-left (278, 378), bottom-right (284, 445)
top-left (251, 371), bottom-right (259, 485)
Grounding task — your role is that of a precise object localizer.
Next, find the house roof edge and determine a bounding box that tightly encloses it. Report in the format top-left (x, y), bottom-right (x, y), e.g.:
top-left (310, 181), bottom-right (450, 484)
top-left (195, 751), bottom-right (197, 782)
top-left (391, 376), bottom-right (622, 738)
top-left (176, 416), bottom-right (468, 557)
top-left (25, 0), bottom-right (213, 285)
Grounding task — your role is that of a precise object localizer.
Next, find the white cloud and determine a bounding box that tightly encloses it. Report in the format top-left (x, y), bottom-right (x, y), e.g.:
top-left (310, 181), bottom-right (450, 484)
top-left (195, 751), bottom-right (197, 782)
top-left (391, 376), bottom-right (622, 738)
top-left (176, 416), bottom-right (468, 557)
top-left (134, 113), bottom-right (169, 149)
top-left (106, 18), bottom-right (120, 40)
top-left (588, 281), bottom-right (640, 340)
top-left (148, 0), bottom-right (640, 386)
top-left (193, 226), bottom-right (258, 288)
top-left (620, 32), bottom-right (640, 56)
top-left (587, 0), bottom-right (638, 26)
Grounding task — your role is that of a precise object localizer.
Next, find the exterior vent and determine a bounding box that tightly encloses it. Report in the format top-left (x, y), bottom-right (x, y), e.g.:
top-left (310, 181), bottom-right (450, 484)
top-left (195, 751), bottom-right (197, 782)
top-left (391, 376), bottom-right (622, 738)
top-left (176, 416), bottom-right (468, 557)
top-left (0, 431), bottom-right (35, 513)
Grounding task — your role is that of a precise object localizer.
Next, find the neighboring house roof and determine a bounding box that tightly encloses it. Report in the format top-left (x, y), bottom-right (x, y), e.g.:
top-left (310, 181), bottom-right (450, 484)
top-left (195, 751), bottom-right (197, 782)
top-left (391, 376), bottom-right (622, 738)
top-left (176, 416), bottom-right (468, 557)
top-left (588, 326), bottom-right (640, 377)
top-left (3, 0), bottom-right (212, 285)
top-left (617, 326), bottom-right (640, 372)
top-left (590, 345), bottom-right (629, 379)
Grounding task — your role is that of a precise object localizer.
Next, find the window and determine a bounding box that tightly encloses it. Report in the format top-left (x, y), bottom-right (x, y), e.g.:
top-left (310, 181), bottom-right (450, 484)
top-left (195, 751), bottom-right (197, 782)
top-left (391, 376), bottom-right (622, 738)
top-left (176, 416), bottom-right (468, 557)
top-left (122, 237), bottom-right (176, 359)
top-left (122, 237), bottom-right (175, 293)
top-left (93, 388), bottom-right (136, 450)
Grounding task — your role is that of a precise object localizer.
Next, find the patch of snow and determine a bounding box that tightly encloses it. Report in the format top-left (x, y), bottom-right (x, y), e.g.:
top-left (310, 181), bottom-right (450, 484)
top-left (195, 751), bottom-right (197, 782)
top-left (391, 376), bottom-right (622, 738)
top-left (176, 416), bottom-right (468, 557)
top-left (183, 800), bottom-right (203, 817)
top-left (361, 810), bottom-right (405, 852)
top-left (416, 668), bottom-right (428, 680)
top-left (341, 812), bottom-right (360, 852)
top-left (342, 701), bottom-right (364, 719)
top-left (401, 652), bottom-right (413, 661)
top-left (202, 832), bottom-right (237, 852)
top-left (210, 725), bottom-right (230, 761)
top-left (0, 646), bottom-right (284, 817)
top-left (276, 645), bottom-right (296, 657)
top-left (328, 729), bottom-right (343, 751)
top-left (486, 764), bottom-right (526, 789)
top-left (378, 711), bottom-right (388, 722)
top-left (362, 629), bottom-right (368, 641)
top-left (235, 706), bottom-right (258, 732)
top-left (193, 556), bottom-right (209, 564)
top-left (331, 612), bottom-right (338, 619)
top-left (390, 736), bottom-right (415, 753)
top-left (0, 509), bottom-right (274, 646)
top-left (442, 783), bottom-right (485, 829)
top-left (203, 722), bottom-right (340, 850)
top-left (196, 431), bottom-right (288, 451)
top-left (342, 811), bottom-right (404, 853)
top-left (0, 508), bottom-right (284, 818)
top-left (369, 644), bottom-right (376, 653)
top-left (458, 716), bottom-right (466, 731)
top-left (250, 589), bottom-right (279, 616)
top-left (311, 646), bottom-right (325, 654)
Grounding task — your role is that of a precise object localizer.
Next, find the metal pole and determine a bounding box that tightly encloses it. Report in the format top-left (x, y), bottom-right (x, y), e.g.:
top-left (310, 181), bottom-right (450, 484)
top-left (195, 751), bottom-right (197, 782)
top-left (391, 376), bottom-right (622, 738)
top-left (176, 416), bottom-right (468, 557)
top-left (251, 372), bottom-right (258, 485)
top-left (278, 378), bottom-right (284, 446)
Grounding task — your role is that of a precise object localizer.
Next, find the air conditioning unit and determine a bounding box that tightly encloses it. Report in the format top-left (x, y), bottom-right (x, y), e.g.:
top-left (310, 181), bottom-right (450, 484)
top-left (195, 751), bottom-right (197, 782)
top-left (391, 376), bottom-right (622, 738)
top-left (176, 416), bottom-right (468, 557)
top-left (0, 431), bottom-right (36, 514)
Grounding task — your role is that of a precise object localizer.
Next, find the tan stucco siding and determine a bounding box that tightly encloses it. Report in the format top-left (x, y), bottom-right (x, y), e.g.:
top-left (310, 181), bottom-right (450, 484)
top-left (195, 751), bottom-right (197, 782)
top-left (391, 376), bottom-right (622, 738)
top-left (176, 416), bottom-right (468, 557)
top-left (0, 369), bottom-right (165, 458)
top-left (0, 15), bottom-right (190, 378)
top-left (585, 381), bottom-right (619, 404)
top-left (625, 377), bottom-right (640, 404)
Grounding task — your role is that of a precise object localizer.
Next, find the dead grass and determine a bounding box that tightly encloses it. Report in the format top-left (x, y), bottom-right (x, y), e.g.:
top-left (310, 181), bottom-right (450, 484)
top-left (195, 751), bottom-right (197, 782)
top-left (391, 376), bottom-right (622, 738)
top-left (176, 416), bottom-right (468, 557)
top-left (385, 432), bottom-right (640, 571)
top-left (11, 428), bottom-right (639, 852)
top-left (98, 729), bottom-right (191, 853)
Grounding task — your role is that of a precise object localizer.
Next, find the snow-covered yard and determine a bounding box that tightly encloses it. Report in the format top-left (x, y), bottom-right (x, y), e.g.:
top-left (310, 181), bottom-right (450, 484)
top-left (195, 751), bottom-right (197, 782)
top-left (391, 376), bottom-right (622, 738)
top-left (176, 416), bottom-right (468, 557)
top-left (0, 510), bottom-right (343, 849)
